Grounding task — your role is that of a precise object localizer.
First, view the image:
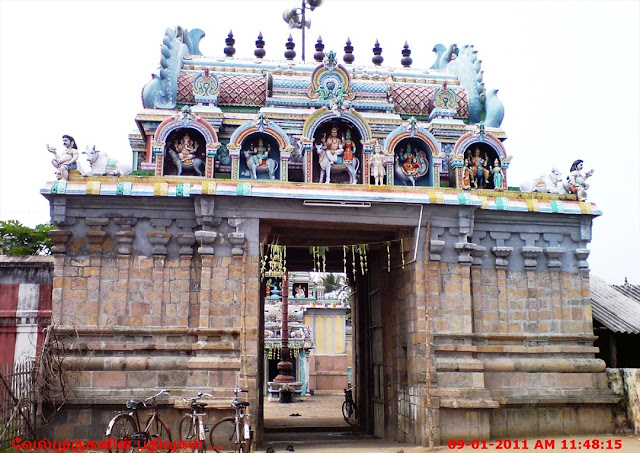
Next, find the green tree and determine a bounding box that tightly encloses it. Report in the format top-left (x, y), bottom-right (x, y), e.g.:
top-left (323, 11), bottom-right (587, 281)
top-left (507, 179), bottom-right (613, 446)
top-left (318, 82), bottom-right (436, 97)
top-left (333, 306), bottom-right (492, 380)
top-left (323, 272), bottom-right (345, 292)
top-left (0, 220), bottom-right (55, 256)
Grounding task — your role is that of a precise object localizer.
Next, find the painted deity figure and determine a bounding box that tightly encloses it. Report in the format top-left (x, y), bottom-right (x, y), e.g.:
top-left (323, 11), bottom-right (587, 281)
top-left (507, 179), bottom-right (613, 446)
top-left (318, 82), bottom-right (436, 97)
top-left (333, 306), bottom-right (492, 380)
top-left (565, 159), bottom-right (594, 201)
top-left (294, 285), bottom-right (306, 298)
top-left (343, 130), bottom-right (355, 163)
top-left (461, 159), bottom-right (471, 190)
top-left (168, 133), bottom-right (204, 176)
top-left (370, 141), bottom-right (386, 185)
top-left (321, 127), bottom-right (344, 165)
top-left (251, 138), bottom-right (270, 166)
top-left (47, 135), bottom-right (79, 180)
top-left (401, 144), bottom-right (420, 174)
top-left (492, 159), bottom-right (504, 191)
top-left (470, 147), bottom-right (490, 189)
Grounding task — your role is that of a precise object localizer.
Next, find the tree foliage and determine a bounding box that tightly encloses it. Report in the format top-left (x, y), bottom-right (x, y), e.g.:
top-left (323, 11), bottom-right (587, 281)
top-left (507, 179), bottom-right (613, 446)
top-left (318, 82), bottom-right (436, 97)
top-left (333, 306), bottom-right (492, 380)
top-left (0, 220), bottom-right (55, 256)
top-left (323, 272), bottom-right (345, 292)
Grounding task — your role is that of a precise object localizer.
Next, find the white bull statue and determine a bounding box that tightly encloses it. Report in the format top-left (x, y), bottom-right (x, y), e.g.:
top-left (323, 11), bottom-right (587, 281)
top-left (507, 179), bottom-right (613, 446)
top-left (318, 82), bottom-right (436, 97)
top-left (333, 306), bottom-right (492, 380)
top-left (316, 143), bottom-right (360, 184)
top-left (83, 146), bottom-right (132, 177)
top-left (519, 168), bottom-right (564, 194)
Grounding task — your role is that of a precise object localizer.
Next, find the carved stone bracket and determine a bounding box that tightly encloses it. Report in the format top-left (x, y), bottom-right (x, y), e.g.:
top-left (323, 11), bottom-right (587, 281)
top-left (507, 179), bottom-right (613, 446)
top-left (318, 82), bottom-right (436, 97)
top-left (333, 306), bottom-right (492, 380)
top-left (114, 218), bottom-right (137, 255)
top-left (48, 230), bottom-right (73, 254)
top-left (429, 240), bottom-right (445, 261)
top-left (195, 197), bottom-right (221, 228)
top-left (545, 247), bottom-right (565, 270)
top-left (470, 244), bottom-right (486, 267)
top-left (574, 248), bottom-right (590, 270)
top-left (491, 246), bottom-right (513, 269)
top-left (227, 218), bottom-right (246, 256)
top-left (521, 246), bottom-right (543, 269)
top-left (454, 242), bottom-right (475, 266)
top-left (176, 232), bottom-right (197, 256)
top-left (195, 230), bottom-right (218, 255)
top-left (147, 231), bottom-right (172, 255)
top-left (85, 218), bottom-right (109, 254)
top-left (429, 227), bottom-right (446, 261)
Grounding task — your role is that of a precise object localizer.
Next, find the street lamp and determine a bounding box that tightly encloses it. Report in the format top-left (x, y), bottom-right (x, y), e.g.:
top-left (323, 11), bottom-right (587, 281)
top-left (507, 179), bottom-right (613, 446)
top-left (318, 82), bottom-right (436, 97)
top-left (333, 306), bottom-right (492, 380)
top-left (282, 0), bottom-right (324, 62)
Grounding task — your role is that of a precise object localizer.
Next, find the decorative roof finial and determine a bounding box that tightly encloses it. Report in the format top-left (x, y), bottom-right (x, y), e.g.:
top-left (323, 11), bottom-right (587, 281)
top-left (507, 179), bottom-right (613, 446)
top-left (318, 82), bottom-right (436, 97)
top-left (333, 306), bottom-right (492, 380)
top-left (314, 36), bottom-right (325, 62)
top-left (343, 38), bottom-right (354, 65)
top-left (372, 39), bottom-right (383, 66)
top-left (224, 30), bottom-right (236, 58)
top-left (255, 32), bottom-right (266, 59)
top-left (401, 41), bottom-right (412, 68)
top-left (284, 34), bottom-right (296, 61)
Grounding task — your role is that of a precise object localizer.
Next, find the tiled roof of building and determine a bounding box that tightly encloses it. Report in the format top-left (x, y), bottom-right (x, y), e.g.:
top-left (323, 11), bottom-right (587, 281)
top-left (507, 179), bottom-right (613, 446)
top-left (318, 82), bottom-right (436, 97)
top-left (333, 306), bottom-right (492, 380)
top-left (591, 275), bottom-right (640, 334)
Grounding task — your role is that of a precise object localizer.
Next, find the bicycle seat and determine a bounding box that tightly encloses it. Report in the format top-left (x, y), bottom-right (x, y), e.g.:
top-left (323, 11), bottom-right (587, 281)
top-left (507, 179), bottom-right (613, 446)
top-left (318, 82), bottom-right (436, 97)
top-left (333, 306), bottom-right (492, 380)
top-left (232, 401), bottom-right (250, 408)
top-left (126, 400), bottom-right (143, 410)
top-left (192, 403), bottom-right (207, 411)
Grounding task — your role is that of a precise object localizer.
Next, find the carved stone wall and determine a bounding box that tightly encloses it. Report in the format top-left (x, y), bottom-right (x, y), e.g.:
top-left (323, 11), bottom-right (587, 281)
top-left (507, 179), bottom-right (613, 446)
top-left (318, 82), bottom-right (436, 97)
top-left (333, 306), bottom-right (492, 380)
top-left (42, 193), bottom-right (616, 445)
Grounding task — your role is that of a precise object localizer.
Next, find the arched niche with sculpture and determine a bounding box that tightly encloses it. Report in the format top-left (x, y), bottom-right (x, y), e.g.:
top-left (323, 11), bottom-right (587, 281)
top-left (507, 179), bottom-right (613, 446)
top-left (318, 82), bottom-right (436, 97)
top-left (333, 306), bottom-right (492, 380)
top-left (311, 120), bottom-right (362, 185)
top-left (151, 107), bottom-right (220, 178)
top-left (227, 113), bottom-right (293, 181)
top-left (238, 133), bottom-right (281, 181)
top-left (299, 107), bottom-right (374, 185)
top-left (384, 119), bottom-right (443, 187)
top-left (450, 130), bottom-right (512, 191)
top-left (163, 128), bottom-right (207, 177)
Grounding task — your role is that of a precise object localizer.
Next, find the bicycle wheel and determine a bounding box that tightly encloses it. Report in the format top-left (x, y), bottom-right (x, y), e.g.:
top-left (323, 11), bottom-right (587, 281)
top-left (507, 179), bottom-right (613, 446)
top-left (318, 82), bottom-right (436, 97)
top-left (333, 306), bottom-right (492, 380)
top-left (147, 416), bottom-right (173, 453)
top-left (342, 400), bottom-right (358, 426)
top-left (106, 414), bottom-right (136, 453)
top-left (209, 417), bottom-right (236, 453)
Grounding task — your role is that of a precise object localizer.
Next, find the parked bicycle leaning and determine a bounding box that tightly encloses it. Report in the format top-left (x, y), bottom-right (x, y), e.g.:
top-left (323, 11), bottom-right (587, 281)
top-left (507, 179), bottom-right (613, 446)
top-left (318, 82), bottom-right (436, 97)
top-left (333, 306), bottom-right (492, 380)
top-left (178, 392), bottom-right (213, 453)
top-left (209, 387), bottom-right (253, 453)
top-left (342, 384), bottom-right (358, 426)
top-left (105, 389), bottom-right (172, 453)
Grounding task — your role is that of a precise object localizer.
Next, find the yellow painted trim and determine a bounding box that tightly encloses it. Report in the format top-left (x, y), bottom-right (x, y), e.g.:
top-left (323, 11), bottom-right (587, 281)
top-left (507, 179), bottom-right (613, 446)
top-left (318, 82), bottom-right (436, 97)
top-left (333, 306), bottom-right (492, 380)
top-left (526, 199), bottom-right (540, 212)
top-left (154, 182), bottom-right (169, 196)
top-left (86, 181), bottom-right (101, 195)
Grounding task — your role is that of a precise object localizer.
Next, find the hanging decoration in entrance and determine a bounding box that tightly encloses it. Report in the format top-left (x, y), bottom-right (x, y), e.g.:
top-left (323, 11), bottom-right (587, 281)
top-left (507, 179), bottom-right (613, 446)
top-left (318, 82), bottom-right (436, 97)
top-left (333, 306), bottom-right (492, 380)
top-left (310, 245), bottom-right (329, 272)
top-left (261, 241), bottom-right (287, 280)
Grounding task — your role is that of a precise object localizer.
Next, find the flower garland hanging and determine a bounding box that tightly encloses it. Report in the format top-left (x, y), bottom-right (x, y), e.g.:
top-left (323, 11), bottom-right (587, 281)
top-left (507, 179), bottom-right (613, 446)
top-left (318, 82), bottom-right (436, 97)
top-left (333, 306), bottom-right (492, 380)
top-left (309, 246), bottom-right (329, 272)
top-left (261, 240), bottom-right (287, 279)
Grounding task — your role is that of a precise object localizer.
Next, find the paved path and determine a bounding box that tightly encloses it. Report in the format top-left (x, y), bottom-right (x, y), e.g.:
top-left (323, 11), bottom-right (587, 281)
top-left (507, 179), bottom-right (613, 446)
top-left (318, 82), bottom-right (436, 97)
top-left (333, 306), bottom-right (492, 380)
top-left (261, 393), bottom-right (640, 452)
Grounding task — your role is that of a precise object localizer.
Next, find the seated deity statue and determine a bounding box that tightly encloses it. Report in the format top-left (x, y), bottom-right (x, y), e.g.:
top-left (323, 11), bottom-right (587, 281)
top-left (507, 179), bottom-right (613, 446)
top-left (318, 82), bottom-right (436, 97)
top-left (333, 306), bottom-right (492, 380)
top-left (321, 127), bottom-right (344, 165)
top-left (47, 134), bottom-right (80, 180)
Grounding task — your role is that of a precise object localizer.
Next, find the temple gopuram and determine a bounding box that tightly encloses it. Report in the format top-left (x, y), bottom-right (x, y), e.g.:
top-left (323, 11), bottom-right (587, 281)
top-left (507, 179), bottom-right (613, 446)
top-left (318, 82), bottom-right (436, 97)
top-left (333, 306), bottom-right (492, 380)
top-left (41, 25), bottom-right (614, 447)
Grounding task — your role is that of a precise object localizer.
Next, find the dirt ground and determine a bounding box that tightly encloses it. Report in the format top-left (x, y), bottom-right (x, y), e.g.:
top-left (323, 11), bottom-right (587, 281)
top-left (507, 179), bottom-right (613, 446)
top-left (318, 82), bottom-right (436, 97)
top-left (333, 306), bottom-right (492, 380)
top-left (261, 393), bottom-right (640, 453)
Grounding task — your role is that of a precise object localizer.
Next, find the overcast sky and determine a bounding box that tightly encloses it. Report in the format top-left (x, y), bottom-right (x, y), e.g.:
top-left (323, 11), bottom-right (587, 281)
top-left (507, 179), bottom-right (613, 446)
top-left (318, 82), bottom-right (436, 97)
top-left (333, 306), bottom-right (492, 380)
top-left (1, 0), bottom-right (638, 283)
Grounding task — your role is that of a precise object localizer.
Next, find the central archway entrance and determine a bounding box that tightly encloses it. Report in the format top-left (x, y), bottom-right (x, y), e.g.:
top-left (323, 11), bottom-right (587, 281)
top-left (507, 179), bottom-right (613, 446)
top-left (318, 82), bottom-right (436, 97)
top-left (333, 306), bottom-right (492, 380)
top-left (257, 218), bottom-right (416, 445)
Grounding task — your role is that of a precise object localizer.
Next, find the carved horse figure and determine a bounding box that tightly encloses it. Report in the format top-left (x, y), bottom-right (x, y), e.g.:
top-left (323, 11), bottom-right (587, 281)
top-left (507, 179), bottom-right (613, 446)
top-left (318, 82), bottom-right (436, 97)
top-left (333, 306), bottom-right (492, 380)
top-left (243, 149), bottom-right (279, 180)
top-left (519, 168), bottom-right (564, 194)
top-left (316, 143), bottom-right (360, 184)
top-left (83, 146), bottom-right (132, 176)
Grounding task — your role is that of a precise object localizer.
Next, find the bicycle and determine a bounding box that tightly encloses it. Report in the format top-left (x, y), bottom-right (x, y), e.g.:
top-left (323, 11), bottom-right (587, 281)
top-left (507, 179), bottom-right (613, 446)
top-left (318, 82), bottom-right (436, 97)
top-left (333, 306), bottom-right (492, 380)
top-left (105, 389), bottom-right (172, 453)
top-left (342, 385), bottom-right (358, 426)
top-left (178, 392), bottom-right (213, 453)
top-left (209, 387), bottom-right (253, 453)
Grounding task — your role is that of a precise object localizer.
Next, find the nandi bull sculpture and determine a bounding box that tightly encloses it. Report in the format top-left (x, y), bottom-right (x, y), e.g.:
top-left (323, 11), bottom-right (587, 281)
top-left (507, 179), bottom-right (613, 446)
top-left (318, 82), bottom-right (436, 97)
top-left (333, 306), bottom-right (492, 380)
top-left (83, 146), bottom-right (132, 177)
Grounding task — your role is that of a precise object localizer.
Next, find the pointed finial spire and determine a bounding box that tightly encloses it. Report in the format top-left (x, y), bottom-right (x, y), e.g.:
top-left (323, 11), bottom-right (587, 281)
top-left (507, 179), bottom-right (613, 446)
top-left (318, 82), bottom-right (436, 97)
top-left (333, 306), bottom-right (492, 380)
top-left (255, 32), bottom-right (266, 59)
top-left (372, 39), bottom-right (383, 66)
top-left (284, 34), bottom-right (296, 61)
top-left (224, 30), bottom-right (236, 58)
top-left (314, 36), bottom-right (325, 63)
top-left (401, 41), bottom-right (412, 68)
top-left (343, 37), bottom-right (354, 65)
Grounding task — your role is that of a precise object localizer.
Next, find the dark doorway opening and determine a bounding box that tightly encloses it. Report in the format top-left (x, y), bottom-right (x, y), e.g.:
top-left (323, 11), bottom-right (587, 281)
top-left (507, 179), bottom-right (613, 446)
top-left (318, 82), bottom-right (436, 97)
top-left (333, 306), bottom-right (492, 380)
top-left (258, 219), bottom-right (412, 443)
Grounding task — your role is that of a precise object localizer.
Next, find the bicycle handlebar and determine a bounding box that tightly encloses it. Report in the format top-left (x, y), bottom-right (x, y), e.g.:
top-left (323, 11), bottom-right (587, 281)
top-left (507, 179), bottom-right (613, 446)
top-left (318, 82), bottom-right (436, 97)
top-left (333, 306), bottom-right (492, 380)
top-left (182, 392), bottom-right (213, 403)
top-left (145, 389), bottom-right (170, 401)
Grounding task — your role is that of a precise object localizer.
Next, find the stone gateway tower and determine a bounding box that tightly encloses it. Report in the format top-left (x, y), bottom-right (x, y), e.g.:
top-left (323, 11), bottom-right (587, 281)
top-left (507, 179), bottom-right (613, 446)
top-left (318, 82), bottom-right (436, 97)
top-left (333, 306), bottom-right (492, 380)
top-left (42, 26), bottom-right (616, 446)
